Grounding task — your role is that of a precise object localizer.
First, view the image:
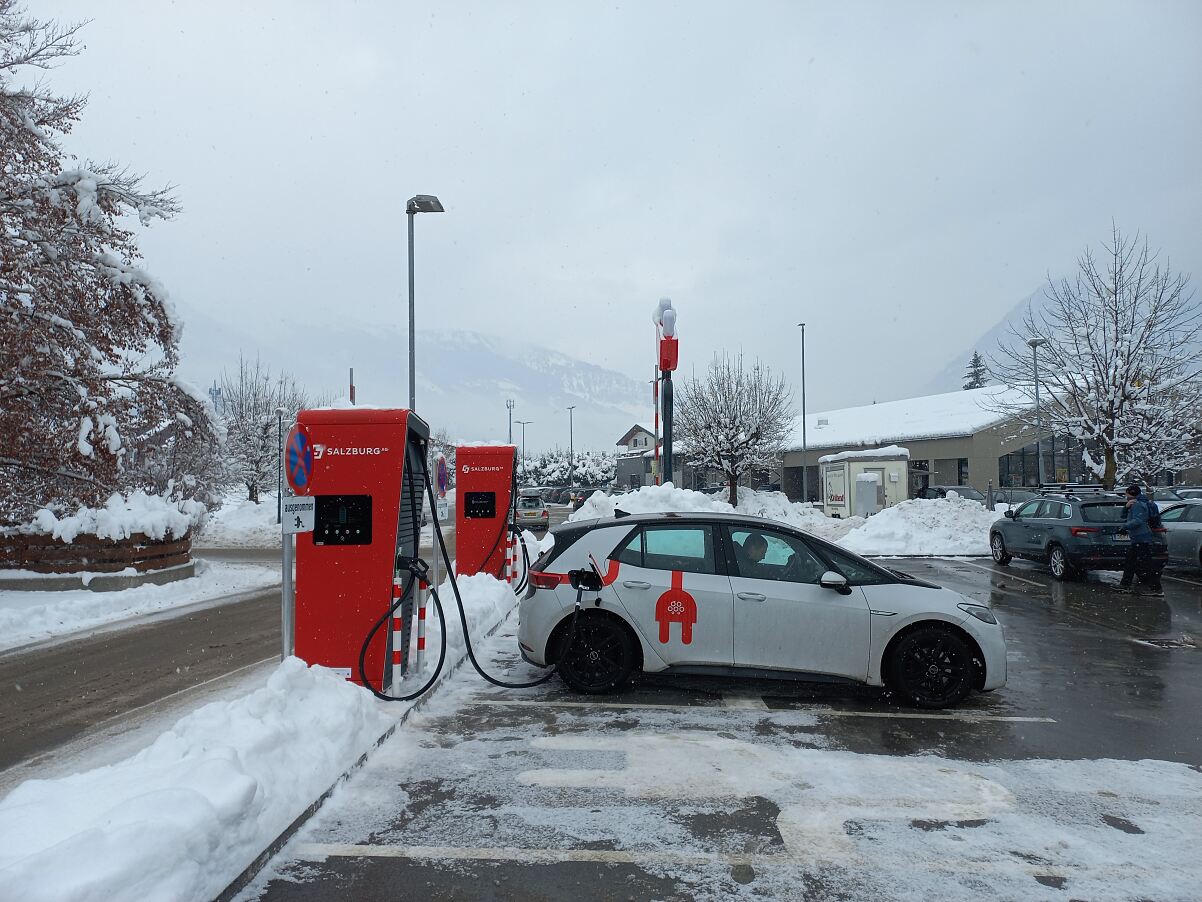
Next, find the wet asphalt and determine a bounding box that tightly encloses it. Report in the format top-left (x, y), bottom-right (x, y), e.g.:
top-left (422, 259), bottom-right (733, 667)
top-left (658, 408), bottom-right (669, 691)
top-left (243, 556), bottom-right (1202, 902)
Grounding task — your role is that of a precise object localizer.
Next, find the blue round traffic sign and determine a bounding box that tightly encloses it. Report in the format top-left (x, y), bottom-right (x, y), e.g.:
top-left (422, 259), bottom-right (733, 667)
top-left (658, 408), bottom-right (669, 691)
top-left (285, 424), bottom-right (314, 495)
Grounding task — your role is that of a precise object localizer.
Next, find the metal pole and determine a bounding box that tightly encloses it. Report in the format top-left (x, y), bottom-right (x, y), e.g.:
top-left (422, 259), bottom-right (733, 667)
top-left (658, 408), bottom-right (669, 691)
top-left (567, 406), bottom-right (576, 487)
top-left (280, 440), bottom-right (293, 660)
top-left (1032, 344), bottom-right (1046, 485)
top-left (407, 210), bottom-right (416, 411)
top-left (507, 399), bottom-right (514, 444)
top-left (799, 323), bottom-right (808, 504)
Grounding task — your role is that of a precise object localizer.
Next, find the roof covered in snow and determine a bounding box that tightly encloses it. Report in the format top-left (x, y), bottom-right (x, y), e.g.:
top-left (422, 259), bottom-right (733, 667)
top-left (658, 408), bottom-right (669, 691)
top-left (819, 445), bottom-right (911, 464)
top-left (785, 386), bottom-right (1032, 452)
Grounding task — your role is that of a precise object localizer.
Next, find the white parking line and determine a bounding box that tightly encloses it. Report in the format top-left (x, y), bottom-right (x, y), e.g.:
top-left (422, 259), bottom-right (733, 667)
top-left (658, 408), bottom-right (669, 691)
top-left (470, 698), bottom-right (1055, 723)
top-left (1163, 574), bottom-right (1202, 588)
top-left (939, 558), bottom-right (1046, 588)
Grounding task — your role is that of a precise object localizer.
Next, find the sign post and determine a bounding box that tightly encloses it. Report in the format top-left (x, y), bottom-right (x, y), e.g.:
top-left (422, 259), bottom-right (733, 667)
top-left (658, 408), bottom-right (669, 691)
top-left (281, 423), bottom-right (314, 660)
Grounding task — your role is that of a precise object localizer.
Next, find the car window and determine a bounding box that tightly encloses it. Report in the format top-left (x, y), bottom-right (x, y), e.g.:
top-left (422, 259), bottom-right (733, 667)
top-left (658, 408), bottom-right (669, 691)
top-left (1080, 503), bottom-right (1126, 523)
top-left (641, 526), bottom-right (716, 575)
top-left (817, 544), bottom-right (891, 586)
top-left (1015, 500), bottom-right (1042, 518)
top-left (613, 529), bottom-right (643, 566)
top-left (1190, 506), bottom-right (1202, 524)
top-left (1159, 505), bottom-right (1188, 523)
top-left (1054, 502), bottom-right (1071, 519)
top-left (728, 528), bottom-right (826, 584)
top-left (518, 497), bottom-right (542, 509)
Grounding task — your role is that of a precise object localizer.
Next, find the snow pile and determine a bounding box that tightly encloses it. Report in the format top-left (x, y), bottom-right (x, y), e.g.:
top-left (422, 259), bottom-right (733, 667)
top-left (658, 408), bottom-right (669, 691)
top-left (0, 573), bottom-right (521, 901)
top-left (196, 490), bottom-right (281, 548)
top-left (839, 494), bottom-right (1000, 556)
top-left (0, 560), bottom-right (280, 653)
top-left (18, 491), bottom-right (205, 544)
top-left (0, 659), bottom-right (393, 902)
top-left (571, 485), bottom-right (1004, 555)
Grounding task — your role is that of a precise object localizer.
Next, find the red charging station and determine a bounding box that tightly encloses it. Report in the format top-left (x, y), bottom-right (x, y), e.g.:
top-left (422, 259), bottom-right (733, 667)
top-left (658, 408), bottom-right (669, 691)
top-left (292, 408), bottom-right (429, 691)
top-left (454, 444), bottom-right (517, 578)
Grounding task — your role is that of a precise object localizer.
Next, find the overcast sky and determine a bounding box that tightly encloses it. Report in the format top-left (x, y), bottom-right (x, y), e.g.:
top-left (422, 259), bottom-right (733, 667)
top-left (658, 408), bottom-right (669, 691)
top-left (35, 0), bottom-right (1202, 422)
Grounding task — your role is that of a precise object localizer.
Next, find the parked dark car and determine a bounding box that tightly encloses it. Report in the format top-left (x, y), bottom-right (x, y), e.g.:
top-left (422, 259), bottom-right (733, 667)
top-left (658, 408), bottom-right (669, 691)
top-left (1175, 487), bottom-right (1202, 501)
top-left (570, 487), bottom-right (599, 511)
top-left (915, 485), bottom-right (986, 503)
top-left (990, 496), bottom-right (1168, 580)
top-left (993, 489), bottom-right (1041, 507)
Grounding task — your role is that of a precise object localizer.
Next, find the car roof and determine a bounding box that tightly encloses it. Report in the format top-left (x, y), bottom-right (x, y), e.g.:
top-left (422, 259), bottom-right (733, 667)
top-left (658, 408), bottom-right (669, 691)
top-left (562, 510), bottom-right (812, 531)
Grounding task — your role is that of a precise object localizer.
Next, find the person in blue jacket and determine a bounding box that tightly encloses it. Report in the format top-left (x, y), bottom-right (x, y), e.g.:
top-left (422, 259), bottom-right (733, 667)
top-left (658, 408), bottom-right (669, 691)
top-left (1117, 484), bottom-right (1163, 595)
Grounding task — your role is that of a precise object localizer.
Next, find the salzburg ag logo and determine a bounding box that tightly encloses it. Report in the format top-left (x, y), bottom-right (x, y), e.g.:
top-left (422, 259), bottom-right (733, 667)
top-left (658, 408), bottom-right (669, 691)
top-left (462, 465), bottom-right (504, 474)
top-left (313, 445), bottom-right (388, 459)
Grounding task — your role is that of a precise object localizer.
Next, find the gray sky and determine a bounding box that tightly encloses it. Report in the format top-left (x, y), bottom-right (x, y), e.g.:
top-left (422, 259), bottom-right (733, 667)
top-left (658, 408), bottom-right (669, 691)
top-left (36, 0), bottom-right (1202, 427)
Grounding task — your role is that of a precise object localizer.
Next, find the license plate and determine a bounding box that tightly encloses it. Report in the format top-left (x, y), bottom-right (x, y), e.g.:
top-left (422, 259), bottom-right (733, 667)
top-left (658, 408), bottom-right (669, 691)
top-left (1113, 534), bottom-right (1129, 542)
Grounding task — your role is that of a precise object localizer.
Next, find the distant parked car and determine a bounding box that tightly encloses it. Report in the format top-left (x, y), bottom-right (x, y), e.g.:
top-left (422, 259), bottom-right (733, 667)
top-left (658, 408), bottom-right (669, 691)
top-left (1148, 487), bottom-right (1184, 503)
top-left (915, 485), bottom-right (986, 503)
top-left (993, 489), bottom-right (1040, 507)
top-left (1159, 503), bottom-right (1202, 570)
top-left (1174, 486), bottom-right (1202, 501)
top-left (513, 494), bottom-right (550, 531)
top-left (990, 496), bottom-right (1168, 581)
top-left (571, 488), bottom-right (600, 511)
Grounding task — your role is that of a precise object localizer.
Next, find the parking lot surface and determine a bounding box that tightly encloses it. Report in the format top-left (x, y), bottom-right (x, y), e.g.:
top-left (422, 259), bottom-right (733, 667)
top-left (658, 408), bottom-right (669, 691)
top-left (244, 557), bottom-right (1202, 901)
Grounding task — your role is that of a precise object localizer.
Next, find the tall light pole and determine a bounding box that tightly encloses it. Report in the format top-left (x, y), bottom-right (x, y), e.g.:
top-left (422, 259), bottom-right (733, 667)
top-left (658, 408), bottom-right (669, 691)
top-left (798, 323), bottom-right (808, 504)
top-left (567, 405), bottom-right (576, 487)
top-left (1028, 336), bottom-right (1048, 486)
top-left (506, 399), bottom-right (515, 444)
top-left (406, 194), bottom-right (444, 411)
top-left (516, 420), bottom-right (532, 478)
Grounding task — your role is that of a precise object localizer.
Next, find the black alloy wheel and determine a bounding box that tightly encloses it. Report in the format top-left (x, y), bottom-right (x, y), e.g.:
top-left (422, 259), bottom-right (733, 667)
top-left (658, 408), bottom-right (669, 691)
top-left (557, 615), bottom-right (635, 694)
top-left (1048, 544), bottom-right (1074, 581)
top-left (887, 626), bottom-right (975, 709)
top-left (990, 533), bottom-right (1012, 565)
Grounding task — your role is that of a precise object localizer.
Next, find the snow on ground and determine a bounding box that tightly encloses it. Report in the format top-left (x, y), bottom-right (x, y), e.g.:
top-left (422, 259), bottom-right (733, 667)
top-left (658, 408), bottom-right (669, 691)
top-left (0, 560), bottom-right (279, 653)
top-left (0, 572), bottom-right (520, 902)
top-left (196, 490), bottom-right (281, 548)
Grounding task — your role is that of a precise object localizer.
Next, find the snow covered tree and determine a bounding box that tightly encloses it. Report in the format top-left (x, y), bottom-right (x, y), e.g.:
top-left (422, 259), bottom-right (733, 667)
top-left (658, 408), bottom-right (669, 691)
top-left (0, 3), bottom-right (218, 524)
top-left (519, 448), bottom-right (616, 487)
top-left (220, 356), bottom-right (312, 503)
top-left (962, 351), bottom-right (989, 390)
top-left (676, 354), bottom-right (793, 506)
top-left (989, 227), bottom-right (1202, 488)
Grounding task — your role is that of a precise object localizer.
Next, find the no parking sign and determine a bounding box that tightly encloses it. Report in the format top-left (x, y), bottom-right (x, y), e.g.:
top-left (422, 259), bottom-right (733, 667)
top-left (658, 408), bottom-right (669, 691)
top-left (285, 423), bottom-right (314, 495)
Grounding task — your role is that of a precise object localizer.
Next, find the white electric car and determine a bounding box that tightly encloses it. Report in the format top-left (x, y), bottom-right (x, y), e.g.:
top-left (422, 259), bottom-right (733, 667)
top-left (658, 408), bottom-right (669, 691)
top-left (520, 512), bottom-right (1006, 708)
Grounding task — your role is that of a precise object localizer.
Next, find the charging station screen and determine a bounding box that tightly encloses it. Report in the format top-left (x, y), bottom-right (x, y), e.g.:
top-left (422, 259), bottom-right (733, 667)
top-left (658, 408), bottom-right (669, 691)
top-left (463, 491), bottom-right (496, 519)
top-left (314, 495), bottom-right (372, 545)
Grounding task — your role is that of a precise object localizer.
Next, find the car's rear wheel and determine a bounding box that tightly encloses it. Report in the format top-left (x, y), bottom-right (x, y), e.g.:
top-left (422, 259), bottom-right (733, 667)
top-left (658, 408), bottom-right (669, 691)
top-left (1048, 543), bottom-right (1075, 581)
top-left (990, 533), bottom-right (1012, 565)
top-left (887, 625), bottom-right (975, 709)
top-left (557, 614), bottom-right (635, 694)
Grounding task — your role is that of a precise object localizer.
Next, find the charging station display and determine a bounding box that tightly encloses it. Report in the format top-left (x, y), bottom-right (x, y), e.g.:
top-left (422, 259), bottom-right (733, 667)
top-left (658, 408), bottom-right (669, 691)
top-left (293, 408), bottom-right (428, 691)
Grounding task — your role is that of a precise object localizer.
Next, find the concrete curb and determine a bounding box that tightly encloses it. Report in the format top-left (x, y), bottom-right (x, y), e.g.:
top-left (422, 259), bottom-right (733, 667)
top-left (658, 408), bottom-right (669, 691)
top-left (0, 561), bottom-right (195, 593)
top-left (215, 600), bottom-right (521, 902)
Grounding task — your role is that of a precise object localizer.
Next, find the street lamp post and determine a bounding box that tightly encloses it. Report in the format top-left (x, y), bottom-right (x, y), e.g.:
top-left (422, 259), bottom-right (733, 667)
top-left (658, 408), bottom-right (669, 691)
top-left (567, 406), bottom-right (576, 487)
top-left (275, 406), bottom-right (287, 524)
top-left (1028, 337), bottom-right (1048, 486)
top-left (506, 399), bottom-right (515, 444)
top-left (516, 420), bottom-right (532, 479)
top-left (406, 194), bottom-right (444, 411)
top-left (798, 323), bottom-right (808, 504)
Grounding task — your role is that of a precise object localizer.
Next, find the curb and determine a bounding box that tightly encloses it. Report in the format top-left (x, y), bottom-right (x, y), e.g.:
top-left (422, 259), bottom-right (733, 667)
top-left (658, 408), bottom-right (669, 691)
top-left (215, 600), bottom-right (520, 902)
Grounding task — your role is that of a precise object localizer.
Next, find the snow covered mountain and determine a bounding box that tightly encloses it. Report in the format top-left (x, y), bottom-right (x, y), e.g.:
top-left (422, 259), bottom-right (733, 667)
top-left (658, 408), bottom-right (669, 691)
top-left (172, 305), bottom-right (648, 451)
top-left (923, 287), bottom-right (1046, 394)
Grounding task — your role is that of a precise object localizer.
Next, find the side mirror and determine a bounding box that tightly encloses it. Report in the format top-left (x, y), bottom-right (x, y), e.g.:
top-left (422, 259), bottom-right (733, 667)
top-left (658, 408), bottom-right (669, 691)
top-left (819, 570), bottom-right (851, 594)
top-left (1004, 510), bottom-right (1015, 519)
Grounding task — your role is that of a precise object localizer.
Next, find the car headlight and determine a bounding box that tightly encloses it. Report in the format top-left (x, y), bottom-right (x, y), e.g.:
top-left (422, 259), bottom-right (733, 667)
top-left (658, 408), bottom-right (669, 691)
top-left (957, 602), bottom-right (998, 625)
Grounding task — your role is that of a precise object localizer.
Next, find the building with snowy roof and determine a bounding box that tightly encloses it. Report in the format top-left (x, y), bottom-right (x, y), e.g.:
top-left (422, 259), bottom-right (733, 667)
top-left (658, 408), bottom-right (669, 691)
top-left (780, 386), bottom-right (1057, 501)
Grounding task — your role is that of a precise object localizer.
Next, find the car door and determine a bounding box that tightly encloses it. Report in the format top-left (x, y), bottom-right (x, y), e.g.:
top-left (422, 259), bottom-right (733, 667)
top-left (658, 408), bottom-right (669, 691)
top-left (725, 525), bottom-right (871, 680)
top-left (608, 524), bottom-right (734, 666)
top-left (1007, 500), bottom-right (1044, 554)
top-left (1161, 504), bottom-right (1202, 565)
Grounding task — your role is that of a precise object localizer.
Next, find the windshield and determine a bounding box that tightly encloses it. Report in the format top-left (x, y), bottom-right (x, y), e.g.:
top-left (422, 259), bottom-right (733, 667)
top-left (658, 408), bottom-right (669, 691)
top-left (949, 487), bottom-right (984, 501)
top-left (518, 497), bottom-right (543, 509)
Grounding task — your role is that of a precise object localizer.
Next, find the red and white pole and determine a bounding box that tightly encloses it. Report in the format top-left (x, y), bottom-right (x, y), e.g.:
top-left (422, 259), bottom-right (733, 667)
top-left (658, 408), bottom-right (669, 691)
top-left (390, 577), bottom-right (405, 693)
top-left (415, 580), bottom-right (428, 675)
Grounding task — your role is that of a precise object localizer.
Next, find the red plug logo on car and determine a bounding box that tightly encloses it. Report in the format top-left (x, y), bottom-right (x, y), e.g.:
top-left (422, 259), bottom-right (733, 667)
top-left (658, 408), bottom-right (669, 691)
top-left (655, 571), bottom-right (697, 644)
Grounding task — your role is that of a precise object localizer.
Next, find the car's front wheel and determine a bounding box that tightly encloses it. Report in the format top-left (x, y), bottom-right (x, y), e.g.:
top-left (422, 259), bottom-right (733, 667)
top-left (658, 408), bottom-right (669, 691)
top-left (557, 614), bottom-right (636, 694)
top-left (990, 533), bottom-right (1012, 565)
top-left (886, 625), bottom-right (975, 709)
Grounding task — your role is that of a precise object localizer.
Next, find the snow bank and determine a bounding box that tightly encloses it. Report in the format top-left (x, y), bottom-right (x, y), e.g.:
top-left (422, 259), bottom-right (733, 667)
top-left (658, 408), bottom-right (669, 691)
top-left (196, 490), bottom-right (281, 548)
top-left (0, 560), bottom-right (280, 652)
top-left (571, 485), bottom-right (1000, 555)
top-left (840, 494), bottom-right (1000, 556)
top-left (18, 491), bottom-right (205, 544)
top-left (0, 573), bottom-right (520, 902)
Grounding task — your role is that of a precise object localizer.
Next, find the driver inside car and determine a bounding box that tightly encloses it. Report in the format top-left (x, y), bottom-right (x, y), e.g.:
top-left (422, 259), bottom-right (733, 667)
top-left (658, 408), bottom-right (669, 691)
top-left (737, 532), bottom-right (772, 577)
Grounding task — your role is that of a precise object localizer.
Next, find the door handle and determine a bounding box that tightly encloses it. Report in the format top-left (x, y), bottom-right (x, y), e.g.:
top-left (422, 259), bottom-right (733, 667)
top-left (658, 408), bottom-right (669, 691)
top-left (737, 591), bottom-right (766, 602)
top-left (622, 580), bottom-right (651, 590)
